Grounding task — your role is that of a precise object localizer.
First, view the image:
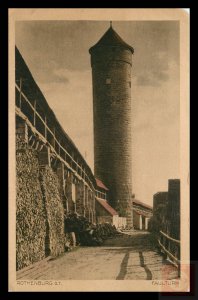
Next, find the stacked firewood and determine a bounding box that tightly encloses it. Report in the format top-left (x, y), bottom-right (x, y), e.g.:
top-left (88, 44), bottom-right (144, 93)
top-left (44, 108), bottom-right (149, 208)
top-left (16, 146), bottom-right (118, 269)
top-left (16, 134), bottom-right (27, 150)
top-left (39, 166), bottom-right (65, 257)
top-left (64, 213), bottom-right (118, 247)
top-left (16, 148), bottom-right (46, 270)
top-left (16, 147), bottom-right (65, 270)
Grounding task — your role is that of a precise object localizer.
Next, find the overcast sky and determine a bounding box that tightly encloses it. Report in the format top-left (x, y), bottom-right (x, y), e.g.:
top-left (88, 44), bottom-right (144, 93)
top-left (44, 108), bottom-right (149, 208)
top-left (16, 21), bottom-right (180, 206)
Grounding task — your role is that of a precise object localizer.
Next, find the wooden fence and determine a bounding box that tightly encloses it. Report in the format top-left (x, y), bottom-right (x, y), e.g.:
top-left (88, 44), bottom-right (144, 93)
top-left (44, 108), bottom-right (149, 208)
top-left (158, 230), bottom-right (180, 275)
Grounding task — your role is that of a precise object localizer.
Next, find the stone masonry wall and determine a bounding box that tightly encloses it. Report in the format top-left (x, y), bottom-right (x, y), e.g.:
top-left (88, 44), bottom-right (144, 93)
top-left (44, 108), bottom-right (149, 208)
top-left (91, 48), bottom-right (133, 226)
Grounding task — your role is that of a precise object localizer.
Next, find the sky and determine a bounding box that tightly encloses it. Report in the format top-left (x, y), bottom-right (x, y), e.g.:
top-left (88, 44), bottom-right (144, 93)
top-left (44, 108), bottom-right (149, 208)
top-left (15, 20), bottom-right (180, 206)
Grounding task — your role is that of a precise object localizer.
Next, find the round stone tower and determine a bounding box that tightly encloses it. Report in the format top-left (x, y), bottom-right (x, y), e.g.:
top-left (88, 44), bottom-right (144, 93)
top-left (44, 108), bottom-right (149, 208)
top-left (89, 24), bottom-right (134, 227)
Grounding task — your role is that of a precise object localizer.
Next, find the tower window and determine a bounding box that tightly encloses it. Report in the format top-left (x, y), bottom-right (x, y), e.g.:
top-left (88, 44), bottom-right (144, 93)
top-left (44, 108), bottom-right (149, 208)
top-left (106, 78), bottom-right (111, 84)
top-left (129, 81), bottom-right (131, 88)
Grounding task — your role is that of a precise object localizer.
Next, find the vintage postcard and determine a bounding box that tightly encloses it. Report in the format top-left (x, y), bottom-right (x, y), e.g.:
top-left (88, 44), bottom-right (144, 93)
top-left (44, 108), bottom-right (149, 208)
top-left (9, 9), bottom-right (190, 292)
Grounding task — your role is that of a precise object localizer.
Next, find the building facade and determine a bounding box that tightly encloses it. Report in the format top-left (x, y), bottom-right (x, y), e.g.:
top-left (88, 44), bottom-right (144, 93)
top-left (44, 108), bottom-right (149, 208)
top-left (166, 179), bottom-right (180, 240)
top-left (151, 179), bottom-right (180, 239)
top-left (133, 199), bottom-right (153, 230)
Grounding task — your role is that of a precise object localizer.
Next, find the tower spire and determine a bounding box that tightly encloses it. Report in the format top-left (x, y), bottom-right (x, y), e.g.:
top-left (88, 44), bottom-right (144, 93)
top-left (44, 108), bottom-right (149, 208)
top-left (110, 21), bottom-right (112, 28)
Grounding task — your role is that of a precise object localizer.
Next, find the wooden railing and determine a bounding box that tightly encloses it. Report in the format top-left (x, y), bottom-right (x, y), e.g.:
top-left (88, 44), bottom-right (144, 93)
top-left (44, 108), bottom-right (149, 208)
top-left (15, 81), bottom-right (106, 199)
top-left (158, 230), bottom-right (180, 275)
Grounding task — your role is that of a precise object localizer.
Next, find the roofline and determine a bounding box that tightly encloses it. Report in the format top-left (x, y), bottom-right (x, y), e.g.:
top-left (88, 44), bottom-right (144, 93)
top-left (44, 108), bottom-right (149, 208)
top-left (133, 208), bottom-right (153, 217)
top-left (153, 191), bottom-right (168, 196)
top-left (133, 199), bottom-right (153, 210)
top-left (95, 178), bottom-right (109, 191)
top-left (89, 26), bottom-right (134, 54)
top-left (89, 44), bottom-right (134, 54)
top-left (15, 47), bottom-right (96, 186)
top-left (96, 198), bottom-right (118, 216)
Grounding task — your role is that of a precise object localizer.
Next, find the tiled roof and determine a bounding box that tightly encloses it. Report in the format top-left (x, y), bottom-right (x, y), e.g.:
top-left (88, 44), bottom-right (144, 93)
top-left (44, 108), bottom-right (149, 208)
top-left (89, 26), bottom-right (134, 54)
top-left (96, 178), bottom-right (109, 191)
top-left (133, 199), bottom-right (153, 210)
top-left (96, 198), bottom-right (118, 216)
top-left (133, 207), bottom-right (152, 218)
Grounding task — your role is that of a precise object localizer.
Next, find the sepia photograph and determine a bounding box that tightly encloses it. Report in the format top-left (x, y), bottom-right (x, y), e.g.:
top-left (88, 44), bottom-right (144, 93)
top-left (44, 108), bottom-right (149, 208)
top-left (9, 8), bottom-right (189, 292)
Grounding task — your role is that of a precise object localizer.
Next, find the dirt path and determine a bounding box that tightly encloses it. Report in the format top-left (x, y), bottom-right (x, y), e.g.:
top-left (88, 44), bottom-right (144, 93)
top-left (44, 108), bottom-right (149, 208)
top-left (19, 231), bottom-right (179, 280)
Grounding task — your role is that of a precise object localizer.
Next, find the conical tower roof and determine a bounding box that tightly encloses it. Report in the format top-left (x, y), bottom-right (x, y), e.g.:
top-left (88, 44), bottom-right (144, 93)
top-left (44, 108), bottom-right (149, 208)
top-left (89, 25), bottom-right (134, 54)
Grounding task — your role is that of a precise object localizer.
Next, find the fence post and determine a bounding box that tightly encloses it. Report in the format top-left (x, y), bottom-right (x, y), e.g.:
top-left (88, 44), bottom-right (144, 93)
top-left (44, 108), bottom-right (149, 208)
top-left (19, 78), bottom-right (22, 109)
top-left (44, 116), bottom-right (47, 139)
top-left (33, 100), bottom-right (36, 127)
